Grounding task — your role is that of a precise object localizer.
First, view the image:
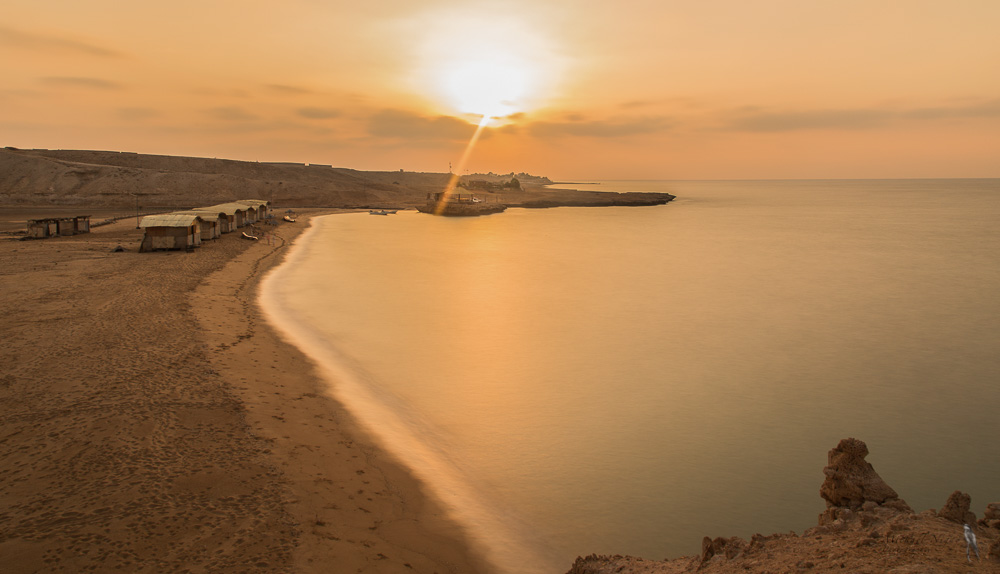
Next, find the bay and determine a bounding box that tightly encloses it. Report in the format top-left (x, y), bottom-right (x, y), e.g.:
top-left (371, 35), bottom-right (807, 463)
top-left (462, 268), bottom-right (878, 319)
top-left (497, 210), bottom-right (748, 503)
top-left (262, 179), bottom-right (1000, 572)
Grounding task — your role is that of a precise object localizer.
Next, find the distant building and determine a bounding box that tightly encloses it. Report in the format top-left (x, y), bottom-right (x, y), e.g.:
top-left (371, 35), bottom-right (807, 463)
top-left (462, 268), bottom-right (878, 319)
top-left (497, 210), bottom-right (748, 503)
top-left (26, 216), bottom-right (90, 239)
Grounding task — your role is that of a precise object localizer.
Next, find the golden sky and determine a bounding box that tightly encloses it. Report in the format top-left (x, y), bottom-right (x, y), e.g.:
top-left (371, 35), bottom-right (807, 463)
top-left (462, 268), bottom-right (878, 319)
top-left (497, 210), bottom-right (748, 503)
top-left (2, 0), bottom-right (999, 179)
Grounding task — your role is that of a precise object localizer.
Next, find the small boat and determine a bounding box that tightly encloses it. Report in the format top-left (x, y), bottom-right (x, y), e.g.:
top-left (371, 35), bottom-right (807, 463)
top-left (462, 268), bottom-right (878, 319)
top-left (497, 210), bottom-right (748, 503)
top-left (241, 231), bottom-right (258, 240)
top-left (283, 215), bottom-right (296, 222)
top-left (369, 209), bottom-right (389, 215)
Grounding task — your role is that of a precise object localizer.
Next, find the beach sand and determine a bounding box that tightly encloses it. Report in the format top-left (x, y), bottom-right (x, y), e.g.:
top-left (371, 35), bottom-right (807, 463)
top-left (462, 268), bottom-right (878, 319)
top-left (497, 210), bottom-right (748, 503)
top-left (0, 210), bottom-right (488, 573)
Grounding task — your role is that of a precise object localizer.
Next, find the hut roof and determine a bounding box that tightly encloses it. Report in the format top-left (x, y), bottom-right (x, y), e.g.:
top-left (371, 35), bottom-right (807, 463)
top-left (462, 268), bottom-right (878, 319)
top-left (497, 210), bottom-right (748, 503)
top-left (174, 210), bottom-right (223, 220)
top-left (235, 199), bottom-right (270, 207)
top-left (139, 213), bottom-right (203, 228)
top-left (203, 203), bottom-right (250, 216)
top-left (29, 216), bottom-right (90, 223)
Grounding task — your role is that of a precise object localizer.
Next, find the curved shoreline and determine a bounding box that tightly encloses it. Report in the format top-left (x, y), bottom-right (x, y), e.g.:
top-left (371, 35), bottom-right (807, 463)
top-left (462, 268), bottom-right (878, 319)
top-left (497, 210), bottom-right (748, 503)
top-left (193, 210), bottom-right (492, 573)
top-left (257, 213), bottom-right (558, 574)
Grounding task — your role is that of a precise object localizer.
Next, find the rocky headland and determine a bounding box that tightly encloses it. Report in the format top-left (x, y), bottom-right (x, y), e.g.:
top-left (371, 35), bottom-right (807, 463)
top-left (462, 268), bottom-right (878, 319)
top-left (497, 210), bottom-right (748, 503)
top-left (0, 147), bottom-right (674, 211)
top-left (569, 438), bottom-right (1000, 573)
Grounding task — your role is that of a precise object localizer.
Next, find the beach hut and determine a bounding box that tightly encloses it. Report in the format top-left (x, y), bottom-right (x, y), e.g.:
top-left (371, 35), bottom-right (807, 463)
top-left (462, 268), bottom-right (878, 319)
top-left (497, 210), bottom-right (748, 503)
top-left (27, 218), bottom-right (58, 238)
top-left (139, 214), bottom-right (203, 252)
top-left (203, 203), bottom-right (249, 229)
top-left (26, 215), bottom-right (90, 238)
top-left (235, 199), bottom-right (271, 220)
top-left (72, 215), bottom-right (91, 234)
top-left (242, 205), bottom-right (259, 224)
top-left (173, 211), bottom-right (222, 240)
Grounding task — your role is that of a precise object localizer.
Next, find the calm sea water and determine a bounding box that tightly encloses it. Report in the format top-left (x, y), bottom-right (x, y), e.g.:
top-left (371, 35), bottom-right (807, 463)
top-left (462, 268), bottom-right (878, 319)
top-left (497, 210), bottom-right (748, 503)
top-left (261, 179), bottom-right (1000, 573)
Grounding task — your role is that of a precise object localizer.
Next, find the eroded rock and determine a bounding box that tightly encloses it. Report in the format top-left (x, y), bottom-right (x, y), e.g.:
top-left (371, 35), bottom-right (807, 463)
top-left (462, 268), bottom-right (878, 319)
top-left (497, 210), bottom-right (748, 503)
top-left (819, 438), bottom-right (910, 510)
top-left (700, 536), bottom-right (747, 565)
top-left (937, 490), bottom-right (976, 525)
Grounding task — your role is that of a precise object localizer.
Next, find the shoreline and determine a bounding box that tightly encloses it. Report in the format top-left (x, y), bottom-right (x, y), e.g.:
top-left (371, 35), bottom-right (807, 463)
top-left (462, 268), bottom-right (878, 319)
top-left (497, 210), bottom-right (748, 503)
top-left (257, 214), bottom-right (558, 574)
top-left (191, 210), bottom-right (492, 573)
top-left (0, 208), bottom-right (488, 573)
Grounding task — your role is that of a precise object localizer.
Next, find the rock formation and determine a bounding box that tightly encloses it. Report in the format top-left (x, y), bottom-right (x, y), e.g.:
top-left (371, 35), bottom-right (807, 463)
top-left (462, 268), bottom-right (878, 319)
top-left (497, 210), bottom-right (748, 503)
top-left (981, 502), bottom-right (1000, 530)
top-left (938, 490), bottom-right (976, 525)
top-left (699, 536), bottom-right (747, 565)
top-left (818, 437), bottom-right (912, 521)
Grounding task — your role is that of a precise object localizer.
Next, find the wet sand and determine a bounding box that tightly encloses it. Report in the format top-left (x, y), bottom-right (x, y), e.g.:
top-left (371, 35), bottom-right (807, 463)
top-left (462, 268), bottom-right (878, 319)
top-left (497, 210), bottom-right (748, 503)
top-left (0, 210), bottom-right (488, 573)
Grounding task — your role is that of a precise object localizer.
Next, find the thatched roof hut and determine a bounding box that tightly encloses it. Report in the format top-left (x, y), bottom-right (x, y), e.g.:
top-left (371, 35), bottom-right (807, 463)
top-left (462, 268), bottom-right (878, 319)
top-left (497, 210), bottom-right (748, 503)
top-left (139, 214), bottom-right (203, 252)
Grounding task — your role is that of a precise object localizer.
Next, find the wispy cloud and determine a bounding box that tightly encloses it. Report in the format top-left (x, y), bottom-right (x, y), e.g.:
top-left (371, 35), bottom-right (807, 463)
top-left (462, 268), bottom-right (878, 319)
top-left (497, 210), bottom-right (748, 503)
top-left (39, 76), bottom-right (123, 90)
top-left (192, 87), bottom-right (250, 98)
top-left (297, 107), bottom-right (341, 119)
top-left (726, 107), bottom-right (890, 132)
top-left (0, 26), bottom-right (122, 57)
top-left (367, 109), bottom-right (475, 141)
top-left (266, 84), bottom-right (313, 95)
top-left (903, 99), bottom-right (1000, 120)
top-left (527, 115), bottom-right (674, 138)
top-left (117, 107), bottom-right (160, 120)
top-left (206, 106), bottom-right (258, 121)
top-left (724, 99), bottom-right (1000, 132)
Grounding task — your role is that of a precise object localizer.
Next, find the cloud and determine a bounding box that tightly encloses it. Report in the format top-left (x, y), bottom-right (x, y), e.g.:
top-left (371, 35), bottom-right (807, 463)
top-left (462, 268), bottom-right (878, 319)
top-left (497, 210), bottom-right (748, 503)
top-left (192, 87), bottom-right (250, 98)
top-left (266, 84), bottom-right (313, 95)
top-left (297, 107), bottom-right (341, 119)
top-left (367, 109), bottom-right (475, 141)
top-left (206, 106), bottom-right (258, 121)
top-left (527, 115), bottom-right (675, 138)
top-left (117, 107), bottom-right (160, 120)
top-left (723, 99), bottom-right (1000, 132)
top-left (39, 76), bottom-right (123, 90)
top-left (619, 100), bottom-right (654, 110)
top-left (0, 26), bottom-right (122, 57)
top-left (903, 99), bottom-right (1000, 120)
top-left (726, 108), bottom-right (890, 132)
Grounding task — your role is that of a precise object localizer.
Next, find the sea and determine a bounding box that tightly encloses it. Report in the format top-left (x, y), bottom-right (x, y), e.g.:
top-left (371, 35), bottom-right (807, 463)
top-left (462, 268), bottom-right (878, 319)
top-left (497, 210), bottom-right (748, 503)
top-left (260, 179), bottom-right (1000, 573)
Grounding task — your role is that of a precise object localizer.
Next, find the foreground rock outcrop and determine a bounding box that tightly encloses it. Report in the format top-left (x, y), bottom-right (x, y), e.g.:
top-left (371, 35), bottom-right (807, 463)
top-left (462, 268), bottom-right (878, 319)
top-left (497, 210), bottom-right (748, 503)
top-left (938, 490), bottom-right (976, 525)
top-left (818, 437), bottom-right (913, 525)
top-left (568, 438), bottom-right (1000, 573)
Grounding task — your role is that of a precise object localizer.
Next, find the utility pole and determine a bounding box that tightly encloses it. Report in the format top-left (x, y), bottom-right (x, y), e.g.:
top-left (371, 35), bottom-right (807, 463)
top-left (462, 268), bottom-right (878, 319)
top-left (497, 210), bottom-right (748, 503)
top-left (130, 193), bottom-right (141, 228)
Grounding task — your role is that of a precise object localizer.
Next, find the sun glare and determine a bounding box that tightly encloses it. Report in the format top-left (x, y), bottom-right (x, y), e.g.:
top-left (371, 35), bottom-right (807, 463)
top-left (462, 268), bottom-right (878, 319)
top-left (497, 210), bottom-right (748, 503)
top-left (439, 50), bottom-right (533, 119)
top-left (412, 12), bottom-right (559, 123)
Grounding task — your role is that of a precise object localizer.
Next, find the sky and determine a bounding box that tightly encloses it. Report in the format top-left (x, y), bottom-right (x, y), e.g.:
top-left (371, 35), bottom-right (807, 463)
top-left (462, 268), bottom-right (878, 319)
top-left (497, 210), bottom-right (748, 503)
top-left (2, 0), bottom-right (999, 179)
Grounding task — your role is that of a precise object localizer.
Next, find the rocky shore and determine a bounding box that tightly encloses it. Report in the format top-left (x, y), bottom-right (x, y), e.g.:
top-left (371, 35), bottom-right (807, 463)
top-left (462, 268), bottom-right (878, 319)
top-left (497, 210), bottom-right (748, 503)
top-left (568, 438), bottom-right (1000, 573)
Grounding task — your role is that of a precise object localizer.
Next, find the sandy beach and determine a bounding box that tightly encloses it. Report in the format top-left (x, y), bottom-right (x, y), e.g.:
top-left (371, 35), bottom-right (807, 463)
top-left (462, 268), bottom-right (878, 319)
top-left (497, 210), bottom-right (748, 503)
top-left (0, 210), bottom-right (488, 573)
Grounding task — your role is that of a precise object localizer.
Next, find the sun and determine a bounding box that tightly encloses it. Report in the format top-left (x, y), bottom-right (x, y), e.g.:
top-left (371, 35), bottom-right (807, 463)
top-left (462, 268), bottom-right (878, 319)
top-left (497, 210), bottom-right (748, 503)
top-left (439, 50), bottom-right (533, 120)
top-left (411, 12), bottom-right (559, 122)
